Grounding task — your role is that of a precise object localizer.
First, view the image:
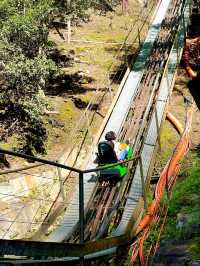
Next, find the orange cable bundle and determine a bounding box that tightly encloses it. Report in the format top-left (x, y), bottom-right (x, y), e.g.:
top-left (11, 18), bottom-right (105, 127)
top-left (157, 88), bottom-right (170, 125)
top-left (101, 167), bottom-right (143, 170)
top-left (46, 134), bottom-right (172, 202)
top-left (130, 104), bottom-right (195, 265)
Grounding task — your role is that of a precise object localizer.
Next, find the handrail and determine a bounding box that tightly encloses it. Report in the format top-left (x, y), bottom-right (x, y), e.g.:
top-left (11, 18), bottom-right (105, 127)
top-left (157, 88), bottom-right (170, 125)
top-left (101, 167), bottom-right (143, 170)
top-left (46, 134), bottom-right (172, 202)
top-left (82, 155), bottom-right (140, 174)
top-left (0, 163), bottom-right (43, 176)
top-left (0, 147), bottom-right (139, 174)
top-left (0, 148), bottom-right (82, 174)
top-left (0, 199), bottom-right (144, 258)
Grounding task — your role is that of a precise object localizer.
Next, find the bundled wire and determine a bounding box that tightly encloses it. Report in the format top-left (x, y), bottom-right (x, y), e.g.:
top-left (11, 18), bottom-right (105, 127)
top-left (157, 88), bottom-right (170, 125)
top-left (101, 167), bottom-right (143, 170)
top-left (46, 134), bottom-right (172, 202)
top-left (129, 103), bottom-right (195, 265)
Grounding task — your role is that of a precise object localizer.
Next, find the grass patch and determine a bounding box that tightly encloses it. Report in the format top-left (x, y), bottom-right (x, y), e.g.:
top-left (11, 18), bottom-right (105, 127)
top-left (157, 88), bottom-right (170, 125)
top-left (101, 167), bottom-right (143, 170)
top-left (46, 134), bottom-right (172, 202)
top-left (144, 153), bottom-right (200, 263)
top-left (167, 157), bottom-right (200, 217)
top-left (44, 97), bottom-right (81, 158)
top-left (160, 155), bottom-right (200, 246)
top-left (58, 99), bottom-right (76, 122)
top-left (75, 46), bottom-right (88, 53)
top-left (1, 134), bottom-right (19, 150)
top-left (58, 44), bottom-right (68, 53)
top-left (78, 92), bottom-right (94, 104)
top-left (156, 121), bottom-right (180, 164)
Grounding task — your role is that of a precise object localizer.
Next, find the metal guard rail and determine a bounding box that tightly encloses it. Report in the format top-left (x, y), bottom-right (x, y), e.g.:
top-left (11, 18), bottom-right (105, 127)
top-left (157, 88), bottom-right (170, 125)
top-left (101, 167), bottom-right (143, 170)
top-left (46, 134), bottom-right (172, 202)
top-left (0, 147), bottom-right (141, 255)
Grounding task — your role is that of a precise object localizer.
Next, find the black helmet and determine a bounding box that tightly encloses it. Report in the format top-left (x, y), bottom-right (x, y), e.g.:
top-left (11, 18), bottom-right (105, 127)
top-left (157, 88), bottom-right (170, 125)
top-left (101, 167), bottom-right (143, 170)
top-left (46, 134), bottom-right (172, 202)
top-left (105, 131), bottom-right (116, 141)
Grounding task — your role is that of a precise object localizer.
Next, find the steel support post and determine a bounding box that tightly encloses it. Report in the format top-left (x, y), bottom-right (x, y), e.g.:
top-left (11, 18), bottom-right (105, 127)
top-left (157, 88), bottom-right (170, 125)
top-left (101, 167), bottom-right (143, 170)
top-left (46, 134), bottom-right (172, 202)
top-left (79, 172), bottom-right (84, 265)
top-left (155, 107), bottom-right (161, 151)
top-left (175, 35), bottom-right (179, 67)
top-left (165, 67), bottom-right (170, 102)
top-left (139, 156), bottom-right (147, 211)
top-left (177, 38), bottom-right (181, 64)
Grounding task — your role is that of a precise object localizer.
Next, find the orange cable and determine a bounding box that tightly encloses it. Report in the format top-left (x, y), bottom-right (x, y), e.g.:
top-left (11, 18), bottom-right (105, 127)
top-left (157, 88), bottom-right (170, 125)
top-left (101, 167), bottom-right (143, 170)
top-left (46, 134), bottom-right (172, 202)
top-left (129, 103), bottom-right (194, 265)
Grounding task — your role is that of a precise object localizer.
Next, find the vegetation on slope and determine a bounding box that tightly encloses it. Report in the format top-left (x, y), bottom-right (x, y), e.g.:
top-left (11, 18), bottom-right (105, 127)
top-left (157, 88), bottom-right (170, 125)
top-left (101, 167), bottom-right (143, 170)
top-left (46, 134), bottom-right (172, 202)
top-left (153, 154), bottom-right (200, 265)
top-left (0, 0), bottom-right (124, 155)
top-left (0, 0), bottom-right (57, 155)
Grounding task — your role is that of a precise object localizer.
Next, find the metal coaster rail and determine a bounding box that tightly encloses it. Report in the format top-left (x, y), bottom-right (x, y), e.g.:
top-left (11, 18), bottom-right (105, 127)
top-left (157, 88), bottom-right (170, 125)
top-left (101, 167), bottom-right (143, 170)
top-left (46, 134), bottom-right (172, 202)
top-left (74, 0), bottom-right (189, 246)
top-left (0, 147), bottom-right (139, 246)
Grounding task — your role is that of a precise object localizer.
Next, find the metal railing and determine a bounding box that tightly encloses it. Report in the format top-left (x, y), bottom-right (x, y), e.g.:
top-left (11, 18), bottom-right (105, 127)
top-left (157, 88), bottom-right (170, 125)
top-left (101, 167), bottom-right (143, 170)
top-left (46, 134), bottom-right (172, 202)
top-left (0, 147), bottom-right (145, 264)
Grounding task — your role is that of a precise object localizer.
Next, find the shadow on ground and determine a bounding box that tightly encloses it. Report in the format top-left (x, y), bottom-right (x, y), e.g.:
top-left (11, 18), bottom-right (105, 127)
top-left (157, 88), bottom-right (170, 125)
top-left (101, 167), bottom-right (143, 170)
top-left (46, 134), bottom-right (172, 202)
top-left (45, 72), bottom-right (97, 96)
top-left (108, 46), bottom-right (139, 83)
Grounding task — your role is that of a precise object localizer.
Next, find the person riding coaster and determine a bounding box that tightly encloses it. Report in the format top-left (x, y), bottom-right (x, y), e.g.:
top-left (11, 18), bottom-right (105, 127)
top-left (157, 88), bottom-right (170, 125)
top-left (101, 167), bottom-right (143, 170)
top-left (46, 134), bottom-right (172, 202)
top-left (95, 131), bottom-right (133, 183)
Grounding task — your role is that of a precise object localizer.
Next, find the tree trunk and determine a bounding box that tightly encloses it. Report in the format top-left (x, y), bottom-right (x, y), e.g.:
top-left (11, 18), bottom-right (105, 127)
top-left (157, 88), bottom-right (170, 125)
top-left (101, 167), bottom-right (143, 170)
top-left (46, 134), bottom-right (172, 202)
top-left (67, 0), bottom-right (71, 44)
top-left (67, 19), bottom-right (71, 44)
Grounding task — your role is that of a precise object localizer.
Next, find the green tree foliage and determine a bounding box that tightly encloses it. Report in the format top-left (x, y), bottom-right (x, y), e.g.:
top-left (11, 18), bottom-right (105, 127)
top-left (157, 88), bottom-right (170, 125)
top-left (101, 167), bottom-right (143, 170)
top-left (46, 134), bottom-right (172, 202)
top-left (0, 0), bottom-right (120, 155)
top-left (1, 17), bottom-right (48, 58)
top-left (0, 1), bottom-right (15, 25)
top-left (0, 0), bottom-right (58, 155)
top-left (0, 0), bottom-right (53, 57)
top-left (53, 0), bottom-right (119, 23)
top-left (53, 0), bottom-right (91, 22)
top-left (0, 53), bottom-right (56, 101)
top-left (0, 42), bottom-right (58, 154)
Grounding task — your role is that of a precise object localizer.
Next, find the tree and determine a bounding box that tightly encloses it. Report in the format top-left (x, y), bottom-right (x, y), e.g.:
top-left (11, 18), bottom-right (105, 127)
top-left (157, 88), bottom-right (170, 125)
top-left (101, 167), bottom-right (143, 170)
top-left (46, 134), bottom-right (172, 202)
top-left (0, 48), bottom-right (57, 153)
top-left (0, 0), bottom-right (121, 155)
top-left (52, 0), bottom-right (118, 42)
top-left (0, 0), bottom-right (58, 154)
top-left (52, 0), bottom-right (118, 23)
top-left (0, 1), bottom-right (53, 58)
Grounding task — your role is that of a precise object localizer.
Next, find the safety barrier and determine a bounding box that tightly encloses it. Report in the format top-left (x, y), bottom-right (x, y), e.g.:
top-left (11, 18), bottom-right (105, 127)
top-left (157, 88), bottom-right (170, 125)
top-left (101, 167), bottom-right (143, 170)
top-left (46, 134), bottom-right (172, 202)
top-left (0, 98), bottom-right (194, 265)
top-left (0, 147), bottom-right (141, 263)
